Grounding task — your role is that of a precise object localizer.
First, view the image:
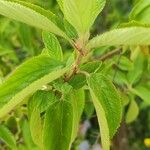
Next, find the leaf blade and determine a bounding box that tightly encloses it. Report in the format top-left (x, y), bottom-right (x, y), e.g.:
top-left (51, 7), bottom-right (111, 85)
top-left (42, 32), bottom-right (63, 61)
top-left (0, 125), bottom-right (16, 148)
top-left (0, 0), bottom-right (68, 39)
top-left (87, 74), bottom-right (122, 149)
top-left (64, 0), bottom-right (106, 34)
top-left (43, 100), bottom-right (73, 150)
top-left (126, 99), bottom-right (139, 124)
top-left (30, 108), bottom-right (43, 148)
top-left (0, 55), bottom-right (68, 118)
top-left (87, 27), bottom-right (150, 49)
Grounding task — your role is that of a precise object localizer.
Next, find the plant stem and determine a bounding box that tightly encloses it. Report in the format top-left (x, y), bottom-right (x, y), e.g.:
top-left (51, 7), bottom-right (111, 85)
top-left (64, 52), bottom-right (83, 82)
top-left (94, 48), bottom-right (122, 61)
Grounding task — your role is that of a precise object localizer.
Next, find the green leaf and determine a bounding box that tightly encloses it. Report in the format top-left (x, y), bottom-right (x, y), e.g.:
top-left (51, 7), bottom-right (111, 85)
top-left (64, 19), bottom-right (78, 39)
top-left (130, 86), bottom-right (150, 104)
top-left (80, 61), bottom-right (102, 73)
top-left (69, 61), bottom-right (102, 89)
top-left (30, 108), bottom-right (43, 149)
top-left (19, 23), bottom-right (33, 53)
top-left (84, 99), bottom-right (94, 118)
top-left (130, 0), bottom-right (150, 25)
top-left (0, 0), bottom-right (68, 40)
top-left (42, 32), bottom-right (63, 61)
top-left (69, 89), bottom-right (85, 141)
top-left (87, 27), bottom-right (150, 49)
top-left (43, 100), bottom-right (73, 150)
top-left (68, 74), bottom-right (86, 89)
top-left (127, 51), bottom-right (144, 85)
top-left (64, 0), bottom-right (106, 34)
top-left (21, 119), bottom-right (36, 149)
top-left (0, 55), bottom-right (68, 118)
top-left (87, 86), bottom-right (110, 150)
top-left (117, 56), bottom-right (133, 71)
top-left (12, 0), bottom-right (65, 31)
top-left (28, 90), bottom-right (57, 117)
top-left (87, 74), bottom-right (122, 150)
top-left (0, 125), bottom-right (16, 148)
top-left (126, 99), bottom-right (139, 124)
top-left (57, 0), bottom-right (64, 12)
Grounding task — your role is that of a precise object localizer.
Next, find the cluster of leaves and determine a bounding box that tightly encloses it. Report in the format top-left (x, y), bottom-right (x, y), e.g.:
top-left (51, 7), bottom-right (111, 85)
top-left (0, 0), bottom-right (149, 149)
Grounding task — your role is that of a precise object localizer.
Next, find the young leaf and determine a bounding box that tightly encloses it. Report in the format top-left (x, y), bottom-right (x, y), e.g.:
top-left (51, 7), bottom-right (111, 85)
top-left (0, 55), bottom-right (68, 118)
top-left (87, 27), bottom-right (150, 49)
top-left (0, 0), bottom-right (68, 39)
top-left (0, 125), bottom-right (16, 149)
top-left (126, 99), bottom-right (139, 124)
top-left (87, 74), bottom-right (122, 149)
top-left (43, 100), bottom-right (73, 150)
top-left (64, 0), bottom-right (106, 34)
top-left (42, 32), bottom-right (63, 61)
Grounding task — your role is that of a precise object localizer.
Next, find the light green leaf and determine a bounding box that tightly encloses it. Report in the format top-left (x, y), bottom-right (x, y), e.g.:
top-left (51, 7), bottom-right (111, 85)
top-left (69, 89), bottom-right (85, 141)
top-left (80, 61), bottom-right (102, 73)
top-left (64, 0), bottom-right (106, 34)
top-left (0, 125), bottom-right (16, 148)
top-left (0, 0), bottom-right (68, 40)
top-left (42, 32), bottom-right (63, 61)
top-left (130, 86), bottom-right (150, 104)
top-left (0, 55), bottom-right (68, 118)
top-left (12, 0), bottom-right (64, 31)
top-left (130, 0), bottom-right (150, 25)
top-left (126, 99), bottom-right (139, 124)
top-left (43, 100), bottom-right (73, 150)
top-left (87, 74), bottom-right (122, 150)
top-left (64, 19), bottom-right (78, 39)
top-left (87, 86), bottom-right (110, 150)
top-left (30, 108), bottom-right (43, 149)
top-left (21, 119), bottom-right (36, 149)
top-left (87, 27), bottom-right (150, 49)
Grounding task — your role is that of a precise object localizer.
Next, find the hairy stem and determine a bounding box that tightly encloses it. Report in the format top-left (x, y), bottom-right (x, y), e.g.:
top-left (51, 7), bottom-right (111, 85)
top-left (94, 48), bottom-right (122, 61)
top-left (64, 52), bottom-right (83, 81)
